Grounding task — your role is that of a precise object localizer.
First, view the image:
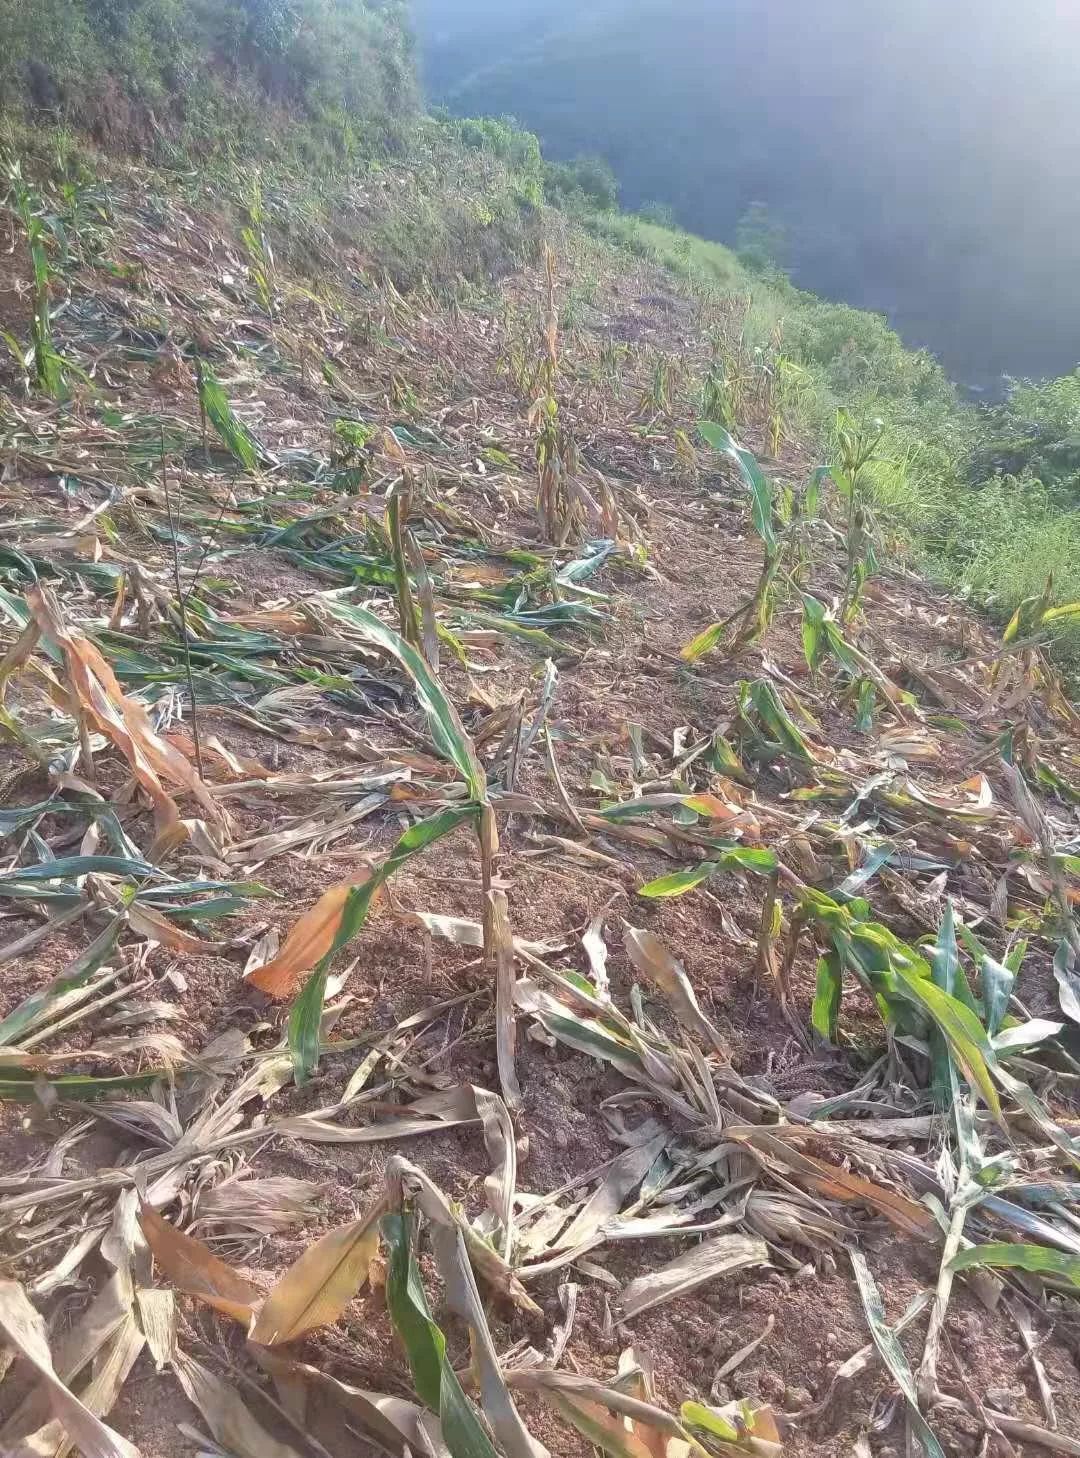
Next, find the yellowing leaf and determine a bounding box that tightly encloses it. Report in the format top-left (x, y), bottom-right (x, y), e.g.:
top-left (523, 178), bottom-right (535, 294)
top-left (27, 586), bottom-right (223, 832)
top-left (250, 1197), bottom-right (385, 1345)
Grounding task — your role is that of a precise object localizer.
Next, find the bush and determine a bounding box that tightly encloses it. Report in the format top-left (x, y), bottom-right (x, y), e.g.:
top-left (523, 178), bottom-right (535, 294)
top-left (544, 153), bottom-right (619, 211)
top-left (638, 199), bottom-right (676, 228)
top-left (964, 370), bottom-right (1080, 501)
top-left (735, 200), bottom-right (787, 273)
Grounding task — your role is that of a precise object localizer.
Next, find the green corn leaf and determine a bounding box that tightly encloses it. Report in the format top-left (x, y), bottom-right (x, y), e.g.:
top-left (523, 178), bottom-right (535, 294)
top-left (1041, 601), bottom-right (1080, 626)
top-left (804, 894), bottom-right (1001, 1117)
top-left (382, 1212), bottom-right (499, 1458)
top-left (889, 957), bottom-right (1001, 1119)
top-left (708, 733), bottom-right (752, 783)
top-left (288, 966), bottom-right (330, 1087)
top-left (0, 914), bottom-right (123, 1047)
top-left (801, 594), bottom-right (825, 672)
top-left (638, 865), bottom-right (715, 899)
top-left (747, 678), bottom-right (813, 760)
top-left (804, 465), bottom-right (833, 517)
top-left (0, 1070), bottom-right (164, 1102)
top-left (680, 620), bottom-right (726, 663)
top-left (981, 951), bottom-right (1017, 1036)
top-left (679, 1401), bottom-right (740, 1445)
top-left (698, 422), bottom-right (776, 553)
top-left (319, 599), bottom-right (485, 798)
top-left (638, 846), bottom-right (777, 898)
top-left (928, 902), bottom-right (959, 1103)
top-left (0, 855), bottom-right (156, 885)
top-left (850, 1251), bottom-right (946, 1458)
top-left (288, 805), bottom-right (477, 1082)
top-left (196, 361), bottom-right (266, 471)
top-left (854, 677), bottom-right (876, 731)
top-left (811, 953), bottom-right (843, 1044)
top-left (947, 1242), bottom-right (1080, 1287)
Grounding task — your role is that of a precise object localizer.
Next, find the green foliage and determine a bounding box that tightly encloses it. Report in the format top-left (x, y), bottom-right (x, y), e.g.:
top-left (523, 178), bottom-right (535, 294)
top-left (544, 153), bottom-right (619, 212)
top-left (2, 164), bottom-right (70, 397)
top-left (455, 115), bottom-right (542, 177)
top-left (735, 200), bottom-right (786, 273)
top-left (638, 199), bottom-right (677, 228)
top-left (0, 0), bottom-right (416, 155)
top-left (966, 369), bottom-right (1080, 502)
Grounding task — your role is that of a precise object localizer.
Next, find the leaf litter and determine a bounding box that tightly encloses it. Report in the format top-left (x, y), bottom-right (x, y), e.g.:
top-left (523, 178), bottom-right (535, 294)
top-left (0, 149), bottom-right (1079, 1458)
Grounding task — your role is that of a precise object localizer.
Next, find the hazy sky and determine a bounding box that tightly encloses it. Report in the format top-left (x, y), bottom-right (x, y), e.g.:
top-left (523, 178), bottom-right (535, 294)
top-left (414, 0), bottom-right (1080, 384)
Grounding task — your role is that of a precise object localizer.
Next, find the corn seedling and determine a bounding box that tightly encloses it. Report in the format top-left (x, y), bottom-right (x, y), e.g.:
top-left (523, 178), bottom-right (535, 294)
top-left (734, 676), bottom-right (817, 763)
top-left (195, 359), bottom-right (268, 471)
top-left (681, 423), bottom-right (784, 660)
top-left (240, 173), bottom-right (276, 316)
top-left (700, 359), bottom-right (735, 428)
top-left (533, 393), bottom-right (582, 544)
top-left (531, 246), bottom-right (582, 543)
top-left (599, 334), bottom-right (627, 391)
top-left (673, 427), bottom-right (699, 484)
top-left (639, 353), bottom-right (675, 420)
top-left (829, 409), bottom-right (885, 621)
top-left (391, 372), bottom-right (420, 415)
top-left (387, 474), bottom-right (421, 649)
top-left (2, 163), bottom-right (71, 398)
top-left (765, 353), bottom-right (806, 458)
top-left (330, 416), bottom-right (375, 492)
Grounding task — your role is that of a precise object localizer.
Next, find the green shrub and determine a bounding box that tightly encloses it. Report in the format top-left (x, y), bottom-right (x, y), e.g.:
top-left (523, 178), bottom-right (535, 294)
top-left (0, 0), bottom-right (416, 155)
top-left (544, 154), bottom-right (619, 211)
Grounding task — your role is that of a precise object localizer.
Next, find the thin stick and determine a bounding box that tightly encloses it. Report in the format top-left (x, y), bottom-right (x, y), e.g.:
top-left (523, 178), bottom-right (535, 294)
top-left (160, 431), bottom-right (204, 779)
top-left (181, 490), bottom-right (232, 613)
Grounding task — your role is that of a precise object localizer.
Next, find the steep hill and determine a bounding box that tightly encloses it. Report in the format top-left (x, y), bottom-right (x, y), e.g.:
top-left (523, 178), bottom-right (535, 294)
top-left (0, 34), bottom-right (1079, 1458)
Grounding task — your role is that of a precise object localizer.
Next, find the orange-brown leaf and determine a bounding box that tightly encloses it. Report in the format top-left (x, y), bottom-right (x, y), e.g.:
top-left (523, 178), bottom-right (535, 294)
top-left (139, 1203), bottom-right (259, 1327)
top-left (245, 880), bottom-right (373, 999)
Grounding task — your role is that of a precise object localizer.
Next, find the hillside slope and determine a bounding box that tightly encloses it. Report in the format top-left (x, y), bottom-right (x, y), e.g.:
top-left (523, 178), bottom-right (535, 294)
top-left (0, 125), bottom-right (1079, 1458)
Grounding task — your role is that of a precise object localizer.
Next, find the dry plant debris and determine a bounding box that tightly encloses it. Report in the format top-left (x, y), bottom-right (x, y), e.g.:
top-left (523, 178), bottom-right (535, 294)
top-left (0, 154), bottom-right (1079, 1458)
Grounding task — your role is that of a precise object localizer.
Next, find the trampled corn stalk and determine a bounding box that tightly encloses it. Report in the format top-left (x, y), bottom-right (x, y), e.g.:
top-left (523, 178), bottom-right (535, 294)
top-left (681, 424), bottom-right (787, 661)
top-left (245, 603), bottom-right (521, 1108)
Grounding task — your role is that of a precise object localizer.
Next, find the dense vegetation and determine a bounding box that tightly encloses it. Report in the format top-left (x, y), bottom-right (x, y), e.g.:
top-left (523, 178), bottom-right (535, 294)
top-left (0, 0), bottom-right (417, 160)
top-left (1, 0), bottom-right (1078, 669)
top-left (415, 0), bottom-right (1080, 392)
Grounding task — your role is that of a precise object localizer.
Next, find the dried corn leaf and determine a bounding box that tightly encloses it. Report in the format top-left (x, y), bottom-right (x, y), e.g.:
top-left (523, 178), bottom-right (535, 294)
top-left (623, 926), bottom-right (725, 1057)
top-left (0, 1279), bottom-right (140, 1458)
top-left (391, 1160), bottom-right (548, 1458)
top-left (506, 1369), bottom-right (697, 1458)
top-left (253, 1349), bottom-right (451, 1458)
top-left (726, 1127), bottom-right (933, 1236)
top-left (620, 1233), bottom-right (769, 1319)
top-left (138, 1204), bottom-right (259, 1328)
top-left (171, 1349), bottom-right (303, 1458)
top-left (244, 881), bottom-right (360, 998)
top-left (27, 586), bottom-right (222, 831)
